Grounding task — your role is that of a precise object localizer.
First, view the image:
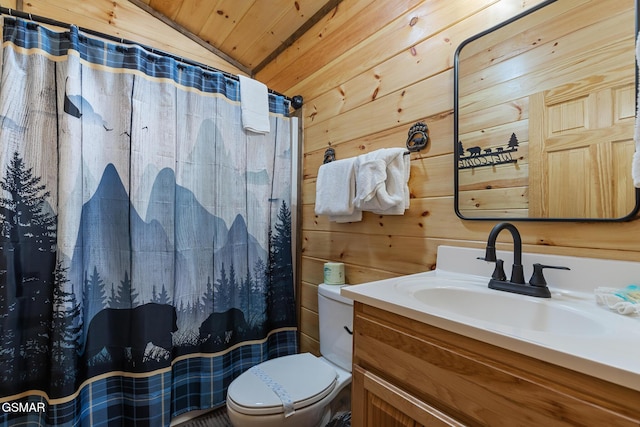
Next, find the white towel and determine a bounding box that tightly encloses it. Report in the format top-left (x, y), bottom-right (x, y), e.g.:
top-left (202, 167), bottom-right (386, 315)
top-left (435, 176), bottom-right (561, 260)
top-left (354, 148), bottom-right (410, 214)
top-left (238, 75), bottom-right (270, 134)
top-left (330, 210), bottom-right (362, 223)
top-left (315, 157), bottom-right (361, 222)
top-left (595, 285), bottom-right (640, 316)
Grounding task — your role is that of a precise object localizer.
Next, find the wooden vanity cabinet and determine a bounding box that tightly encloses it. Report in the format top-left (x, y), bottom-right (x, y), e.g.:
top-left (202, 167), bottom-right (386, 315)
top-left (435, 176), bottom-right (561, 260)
top-left (351, 302), bottom-right (640, 427)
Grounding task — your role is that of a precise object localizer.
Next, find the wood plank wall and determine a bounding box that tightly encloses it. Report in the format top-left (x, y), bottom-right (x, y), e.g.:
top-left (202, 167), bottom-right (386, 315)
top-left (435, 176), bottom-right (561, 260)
top-left (0, 0), bottom-right (242, 75)
top-left (256, 0), bottom-right (640, 355)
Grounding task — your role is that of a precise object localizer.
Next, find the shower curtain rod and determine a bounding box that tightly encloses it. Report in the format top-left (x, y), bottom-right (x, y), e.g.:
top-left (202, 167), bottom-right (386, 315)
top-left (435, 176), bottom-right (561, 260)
top-left (0, 7), bottom-right (301, 107)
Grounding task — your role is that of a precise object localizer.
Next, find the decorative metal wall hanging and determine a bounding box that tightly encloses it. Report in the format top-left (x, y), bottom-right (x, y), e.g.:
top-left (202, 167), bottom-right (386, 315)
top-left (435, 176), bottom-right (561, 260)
top-left (323, 147), bottom-right (336, 164)
top-left (406, 122), bottom-right (429, 152)
top-left (458, 132), bottom-right (519, 170)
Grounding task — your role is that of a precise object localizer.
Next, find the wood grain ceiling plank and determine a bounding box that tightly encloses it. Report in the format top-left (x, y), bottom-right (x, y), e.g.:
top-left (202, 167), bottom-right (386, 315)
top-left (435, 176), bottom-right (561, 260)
top-left (258, 0), bottom-right (423, 92)
top-left (253, 0), bottom-right (344, 74)
top-left (147, 0), bottom-right (182, 20)
top-left (256, 0), bottom-right (375, 84)
top-left (217, 0), bottom-right (292, 68)
top-left (173, 0), bottom-right (219, 34)
top-left (233, 0), bottom-right (329, 69)
top-left (196, 1), bottom-right (254, 55)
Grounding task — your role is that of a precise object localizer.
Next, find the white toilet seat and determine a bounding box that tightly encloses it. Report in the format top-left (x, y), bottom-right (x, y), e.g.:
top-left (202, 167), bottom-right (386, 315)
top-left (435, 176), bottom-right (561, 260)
top-left (227, 353), bottom-right (338, 416)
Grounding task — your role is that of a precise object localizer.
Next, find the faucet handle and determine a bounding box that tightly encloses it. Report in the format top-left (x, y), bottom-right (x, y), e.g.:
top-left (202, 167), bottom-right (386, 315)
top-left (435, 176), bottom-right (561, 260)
top-left (478, 256), bottom-right (507, 281)
top-left (491, 259), bottom-right (507, 281)
top-left (529, 263), bottom-right (570, 287)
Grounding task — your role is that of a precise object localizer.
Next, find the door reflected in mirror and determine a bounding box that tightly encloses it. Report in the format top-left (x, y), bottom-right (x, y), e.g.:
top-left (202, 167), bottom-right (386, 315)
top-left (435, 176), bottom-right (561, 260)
top-left (454, 0), bottom-right (640, 220)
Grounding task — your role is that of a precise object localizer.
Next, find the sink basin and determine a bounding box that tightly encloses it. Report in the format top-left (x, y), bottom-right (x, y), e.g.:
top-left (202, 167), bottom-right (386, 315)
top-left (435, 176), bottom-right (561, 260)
top-left (412, 285), bottom-right (606, 335)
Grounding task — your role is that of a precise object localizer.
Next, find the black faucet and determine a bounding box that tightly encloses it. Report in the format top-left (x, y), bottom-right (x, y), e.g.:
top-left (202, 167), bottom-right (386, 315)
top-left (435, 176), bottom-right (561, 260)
top-left (478, 222), bottom-right (569, 298)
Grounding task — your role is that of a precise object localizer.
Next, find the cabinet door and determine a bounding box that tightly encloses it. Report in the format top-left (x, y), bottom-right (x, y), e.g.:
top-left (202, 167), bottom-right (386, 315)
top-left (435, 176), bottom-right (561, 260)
top-left (352, 366), bottom-right (465, 427)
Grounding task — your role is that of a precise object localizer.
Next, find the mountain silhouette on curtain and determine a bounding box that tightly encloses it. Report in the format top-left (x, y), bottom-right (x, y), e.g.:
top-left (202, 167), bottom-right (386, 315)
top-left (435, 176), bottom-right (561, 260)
top-left (0, 152), bottom-right (295, 398)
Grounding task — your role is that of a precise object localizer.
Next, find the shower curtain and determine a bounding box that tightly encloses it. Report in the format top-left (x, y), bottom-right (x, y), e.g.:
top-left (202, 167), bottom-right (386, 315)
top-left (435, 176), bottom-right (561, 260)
top-left (0, 17), bottom-right (297, 426)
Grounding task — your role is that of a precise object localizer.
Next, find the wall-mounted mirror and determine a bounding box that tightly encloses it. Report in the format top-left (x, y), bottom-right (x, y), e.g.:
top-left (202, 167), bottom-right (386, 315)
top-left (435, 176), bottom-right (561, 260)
top-left (454, 0), bottom-right (640, 221)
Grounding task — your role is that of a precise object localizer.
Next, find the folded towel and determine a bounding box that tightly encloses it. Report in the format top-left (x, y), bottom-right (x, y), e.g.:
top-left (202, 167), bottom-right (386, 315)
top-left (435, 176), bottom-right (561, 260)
top-left (239, 75), bottom-right (270, 134)
top-left (315, 157), bottom-right (361, 222)
top-left (594, 285), bottom-right (640, 316)
top-left (330, 210), bottom-right (362, 223)
top-left (354, 148), bottom-right (410, 214)
top-left (633, 32), bottom-right (640, 187)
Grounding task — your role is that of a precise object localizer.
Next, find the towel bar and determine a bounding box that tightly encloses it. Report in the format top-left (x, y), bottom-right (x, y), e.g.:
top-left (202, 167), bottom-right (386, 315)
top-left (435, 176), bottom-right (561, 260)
top-left (322, 121), bottom-right (428, 164)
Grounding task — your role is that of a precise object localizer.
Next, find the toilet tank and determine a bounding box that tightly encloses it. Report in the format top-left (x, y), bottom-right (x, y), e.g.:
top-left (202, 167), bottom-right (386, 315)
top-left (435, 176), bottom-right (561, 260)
top-left (318, 283), bottom-right (353, 372)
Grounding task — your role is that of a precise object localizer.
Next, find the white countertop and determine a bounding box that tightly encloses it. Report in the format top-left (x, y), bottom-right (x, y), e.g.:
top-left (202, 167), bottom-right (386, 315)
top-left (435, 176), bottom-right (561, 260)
top-left (341, 246), bottom-right (640, 392)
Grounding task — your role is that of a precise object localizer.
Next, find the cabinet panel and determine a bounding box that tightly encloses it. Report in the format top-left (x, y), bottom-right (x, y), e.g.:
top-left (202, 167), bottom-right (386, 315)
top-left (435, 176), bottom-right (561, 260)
top-left (352, 302), bottom-right (640, 427)
top-left (353, 365), bottom-right (464, 427)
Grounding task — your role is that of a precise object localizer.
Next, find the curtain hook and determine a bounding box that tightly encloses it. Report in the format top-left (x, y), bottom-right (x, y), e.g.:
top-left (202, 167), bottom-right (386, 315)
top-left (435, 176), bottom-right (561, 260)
top-left (28, 13), bottom-right (33, 21)
top-left (8, 8), bottom-right (12, 16)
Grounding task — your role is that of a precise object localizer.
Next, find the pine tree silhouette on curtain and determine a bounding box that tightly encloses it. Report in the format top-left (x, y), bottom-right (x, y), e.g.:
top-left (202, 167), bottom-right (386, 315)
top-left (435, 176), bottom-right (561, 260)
top-left (50, 262), bottom-right (82, 393)
top-left (0, 151), bottom-right (57, 392)
top-left (266, 201), bottom-right (295, 328)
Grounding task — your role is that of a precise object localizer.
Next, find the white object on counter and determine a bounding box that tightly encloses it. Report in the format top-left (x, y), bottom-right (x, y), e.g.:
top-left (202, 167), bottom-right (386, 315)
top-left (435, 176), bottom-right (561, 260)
top-left (595, 286), bottom-right (640, 315)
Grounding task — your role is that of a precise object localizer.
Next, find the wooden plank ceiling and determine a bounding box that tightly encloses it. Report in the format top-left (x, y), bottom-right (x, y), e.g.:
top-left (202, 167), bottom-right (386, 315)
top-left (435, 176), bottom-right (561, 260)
top-left (134, 0), bottom-right (340, 75)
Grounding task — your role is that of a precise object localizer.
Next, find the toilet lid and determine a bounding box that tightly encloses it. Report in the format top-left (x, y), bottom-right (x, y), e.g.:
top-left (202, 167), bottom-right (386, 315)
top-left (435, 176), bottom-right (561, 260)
top-left (227, 353), bottom-right (337, 416)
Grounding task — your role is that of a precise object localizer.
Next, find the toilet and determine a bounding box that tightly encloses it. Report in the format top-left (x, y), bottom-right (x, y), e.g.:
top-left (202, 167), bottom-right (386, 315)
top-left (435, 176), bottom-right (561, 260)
top-left (226, 283), bottom-right (353, 427)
